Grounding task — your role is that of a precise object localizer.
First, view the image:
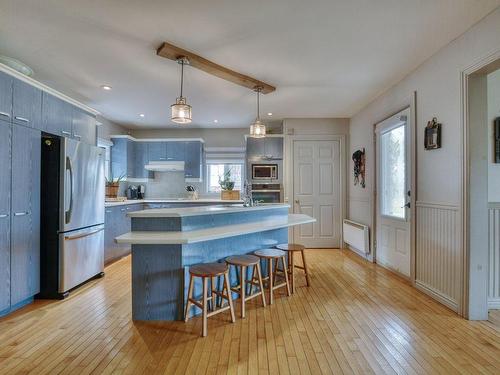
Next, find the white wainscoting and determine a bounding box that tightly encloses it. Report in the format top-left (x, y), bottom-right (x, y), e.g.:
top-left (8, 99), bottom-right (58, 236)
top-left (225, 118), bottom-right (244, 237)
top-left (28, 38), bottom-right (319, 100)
top-left (488, 208), bottom-right (500, 309)
top-left (415, 201), bottom-right (461, 312)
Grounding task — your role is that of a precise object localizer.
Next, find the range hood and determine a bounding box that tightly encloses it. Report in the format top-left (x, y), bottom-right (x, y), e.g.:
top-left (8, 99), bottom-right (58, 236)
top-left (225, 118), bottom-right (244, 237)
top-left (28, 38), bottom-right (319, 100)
top-left (144, 161), bottom-right (185, 172)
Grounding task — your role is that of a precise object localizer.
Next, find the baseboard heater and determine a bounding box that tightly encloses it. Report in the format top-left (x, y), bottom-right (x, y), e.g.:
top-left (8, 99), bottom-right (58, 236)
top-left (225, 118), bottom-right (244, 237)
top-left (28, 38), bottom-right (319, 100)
top-left (343, 219), bottom-right (370, 254)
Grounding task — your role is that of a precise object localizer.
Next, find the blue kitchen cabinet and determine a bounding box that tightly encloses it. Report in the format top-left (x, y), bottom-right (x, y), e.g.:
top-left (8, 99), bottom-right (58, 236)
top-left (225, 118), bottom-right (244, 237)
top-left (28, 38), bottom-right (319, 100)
top-left (184, 141), bottom-right (203, 180)
top-left (0, 71), bottom-right (13, 121)
top-left (264, 137), bottom-right (283, 159)
top-left (111, 138), bottom-right (127, 179)
top-left (134, 142), bottom-right (151, 178)
top-left (72, 107), bottom-right (96, 145)
top-left (10, 124), bottom-right (41, 306)
top-left (42, 92), bottom-right (73, 137)
top-left (147, 141), bottom-right (167, 161)
top-left (246, 137), bottom-right (283, 160)
top-left (12, 79), bottom-right (42, 130)
top-left (111, 138), bottom-right (141, 179)
top-left (104, 204), bottom-right (143, 263)
top-left (166, 141), bottom-right (185, 161)
top-left (0, 120), bottom-right (11, 314)
top-left (126, 140), bottom-right (135, 178)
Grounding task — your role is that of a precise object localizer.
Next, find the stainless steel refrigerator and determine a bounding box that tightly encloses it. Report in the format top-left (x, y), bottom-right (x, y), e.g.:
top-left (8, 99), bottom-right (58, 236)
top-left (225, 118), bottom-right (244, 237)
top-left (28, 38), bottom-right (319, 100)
top-left (39, 135), bottom-right (105, 299)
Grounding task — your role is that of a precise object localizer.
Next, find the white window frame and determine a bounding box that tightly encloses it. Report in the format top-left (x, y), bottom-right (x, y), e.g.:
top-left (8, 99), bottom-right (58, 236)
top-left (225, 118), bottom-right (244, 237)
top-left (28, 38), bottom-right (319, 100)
top-left (206, 162), bottom-right (245, 194)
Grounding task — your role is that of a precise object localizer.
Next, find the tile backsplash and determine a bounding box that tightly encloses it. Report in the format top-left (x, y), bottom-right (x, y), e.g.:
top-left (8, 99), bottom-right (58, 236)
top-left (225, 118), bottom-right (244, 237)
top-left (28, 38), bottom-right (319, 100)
top-left (120, 171), bottom-right (205, 198)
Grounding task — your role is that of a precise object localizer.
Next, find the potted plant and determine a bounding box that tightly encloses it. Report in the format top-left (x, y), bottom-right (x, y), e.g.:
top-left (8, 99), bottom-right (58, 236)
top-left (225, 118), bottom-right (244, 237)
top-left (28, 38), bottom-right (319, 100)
top-left (105, 174), bottom-right (125, 199)
top-left (219, 170), bottom-right (240, 200)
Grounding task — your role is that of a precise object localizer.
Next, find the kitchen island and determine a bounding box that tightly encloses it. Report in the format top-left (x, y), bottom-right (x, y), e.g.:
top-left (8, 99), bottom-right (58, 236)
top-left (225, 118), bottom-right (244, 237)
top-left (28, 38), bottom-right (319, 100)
top-left (115, 204), bottom-right (315, 321)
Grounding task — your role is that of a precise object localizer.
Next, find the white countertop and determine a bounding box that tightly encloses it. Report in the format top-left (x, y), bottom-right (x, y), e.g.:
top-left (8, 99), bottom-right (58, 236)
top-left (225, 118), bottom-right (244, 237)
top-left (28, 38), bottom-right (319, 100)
top-left (115, 214), bottom-right (315, 245)
top-left (127, 203), bottom-right (290, 218)
top-left (105, 198), bottom-right (244, 207)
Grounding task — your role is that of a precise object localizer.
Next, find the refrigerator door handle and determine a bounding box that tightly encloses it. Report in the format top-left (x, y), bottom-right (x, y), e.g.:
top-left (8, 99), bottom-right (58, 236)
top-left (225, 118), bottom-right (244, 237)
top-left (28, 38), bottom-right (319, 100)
top-left (65, 156), bottom-right (74, 224)
top-left (64, 227), bottom-right (104, 241)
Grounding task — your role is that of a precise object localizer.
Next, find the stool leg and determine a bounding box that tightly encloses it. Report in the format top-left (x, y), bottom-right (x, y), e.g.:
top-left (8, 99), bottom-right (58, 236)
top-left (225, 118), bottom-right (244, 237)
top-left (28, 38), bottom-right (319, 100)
top-left (240, 265), bottom-right (246, 318)
top-left (202, 277), bottom-right (208, 337)
top-left (268, 258), bottom-right (274, 305)
top-left (184, 275), bottom-right (194, 322)
top-left (256, 262), bottom-right (266, 307)
top-left (224, 272), bottom-right (236, 323)
top-left (290, 252), bottom-right (296, 294)
top-left (301, 249), bottom-right (310, 287)
top-left (281, 256), bottom-right (291, 296)
top-left (210, 276), bottom-right (216, 311)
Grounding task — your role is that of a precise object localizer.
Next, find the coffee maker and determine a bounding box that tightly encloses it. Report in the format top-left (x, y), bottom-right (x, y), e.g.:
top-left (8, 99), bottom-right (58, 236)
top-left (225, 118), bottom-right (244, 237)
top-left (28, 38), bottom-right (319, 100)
top-left (137, 185), bottom-right (145, 199)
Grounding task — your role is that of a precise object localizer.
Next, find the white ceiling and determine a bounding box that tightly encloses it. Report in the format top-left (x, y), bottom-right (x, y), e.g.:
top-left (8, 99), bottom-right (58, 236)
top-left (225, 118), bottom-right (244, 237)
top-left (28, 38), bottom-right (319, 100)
top-left (0, 0), bottom-right (498, 128)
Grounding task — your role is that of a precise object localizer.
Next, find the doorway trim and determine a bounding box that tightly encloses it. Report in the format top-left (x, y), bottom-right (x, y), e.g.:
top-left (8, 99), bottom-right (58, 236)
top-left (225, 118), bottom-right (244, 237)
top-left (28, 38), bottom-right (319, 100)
top-left (461, 49), bottom-right (500, 319)
top-left (372, 92), bottom-right (417, 284)
top-left (286, 134), bottom-right (346, 247)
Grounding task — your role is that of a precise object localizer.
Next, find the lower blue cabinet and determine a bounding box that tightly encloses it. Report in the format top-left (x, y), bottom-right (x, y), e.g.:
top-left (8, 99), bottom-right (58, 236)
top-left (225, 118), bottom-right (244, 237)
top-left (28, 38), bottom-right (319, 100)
top-left (10, 125), bottom-right (41, 306)
top-left (0, 124), bottom-right (41, 316)
top-left (0, 120), bottom-right (11, 314)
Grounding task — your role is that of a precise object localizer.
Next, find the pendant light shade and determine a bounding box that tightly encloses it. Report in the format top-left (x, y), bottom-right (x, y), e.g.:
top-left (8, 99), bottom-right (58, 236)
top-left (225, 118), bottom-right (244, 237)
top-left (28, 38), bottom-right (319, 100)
top-left (249, 87), bottom-right (266, 138)
top-left (171, 97), bottom-right (192, 124)
top-left (249, 119), bottom-right (266, 138)
top-left (171, 58), bottom-right (192, 124)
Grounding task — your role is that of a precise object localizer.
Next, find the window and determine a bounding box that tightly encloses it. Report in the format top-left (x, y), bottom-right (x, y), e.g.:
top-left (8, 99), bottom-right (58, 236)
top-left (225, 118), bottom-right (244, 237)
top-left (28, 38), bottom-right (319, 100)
top-left (380, 124), bottom-right (406, 219)
top-left (207, 164), bottom-right (243, 193)
top-left (97, 138), bottom-right (112, 181)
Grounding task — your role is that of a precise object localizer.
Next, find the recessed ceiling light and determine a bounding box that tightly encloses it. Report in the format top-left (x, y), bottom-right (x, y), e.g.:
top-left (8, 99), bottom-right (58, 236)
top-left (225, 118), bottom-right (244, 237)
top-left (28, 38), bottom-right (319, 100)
top-left (0, 56), bottom-right (33, 77)
top-left (267, 112), bottom-right (273, 116)
top-left (101, 85), bottom-right (112, 91)
top-left (139, 114), bottom-right (145, 118)
top-left (213, 119), bottom-right (218, 123)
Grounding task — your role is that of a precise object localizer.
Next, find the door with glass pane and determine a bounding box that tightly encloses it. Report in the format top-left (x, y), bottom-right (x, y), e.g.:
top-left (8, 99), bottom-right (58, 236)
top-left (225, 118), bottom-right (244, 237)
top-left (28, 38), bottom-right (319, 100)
top-left (375, 108), bottom-right (411, 276)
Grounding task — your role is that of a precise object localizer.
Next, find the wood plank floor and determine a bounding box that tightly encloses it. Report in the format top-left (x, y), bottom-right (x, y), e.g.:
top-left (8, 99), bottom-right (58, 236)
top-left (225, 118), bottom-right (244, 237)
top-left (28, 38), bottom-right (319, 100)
top-left (0, 249), bottom-right (499, 374)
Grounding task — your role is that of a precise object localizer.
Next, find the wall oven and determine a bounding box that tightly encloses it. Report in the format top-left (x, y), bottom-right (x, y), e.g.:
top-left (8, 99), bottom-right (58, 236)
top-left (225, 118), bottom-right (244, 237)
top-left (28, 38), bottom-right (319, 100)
top-left (251, 183), bottom-right (283, 204)
top-left (252, 164), bottom-right (278, 180)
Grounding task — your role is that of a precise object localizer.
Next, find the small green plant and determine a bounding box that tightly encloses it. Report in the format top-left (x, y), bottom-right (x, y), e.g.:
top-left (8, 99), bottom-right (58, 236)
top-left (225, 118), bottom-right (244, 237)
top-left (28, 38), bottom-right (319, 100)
top-left (218, 169), bottom-right (235, 191)
top-left (105, 174), bottom-right (126, 186)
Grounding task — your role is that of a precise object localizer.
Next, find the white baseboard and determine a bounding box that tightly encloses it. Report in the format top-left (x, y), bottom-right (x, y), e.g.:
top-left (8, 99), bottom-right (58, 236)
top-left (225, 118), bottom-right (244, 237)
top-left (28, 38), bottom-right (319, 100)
top-left (488, 298), bottom-right (500, 310)
top-left (415, 281), bottom-right (459, 313)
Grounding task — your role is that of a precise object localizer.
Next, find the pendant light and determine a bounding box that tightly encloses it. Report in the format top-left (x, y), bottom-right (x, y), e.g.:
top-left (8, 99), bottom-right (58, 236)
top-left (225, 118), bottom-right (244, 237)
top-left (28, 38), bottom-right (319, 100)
top-left (171, 57), bottom-right (192, 124)
top-left (249, 86), bottom-right (266, 138)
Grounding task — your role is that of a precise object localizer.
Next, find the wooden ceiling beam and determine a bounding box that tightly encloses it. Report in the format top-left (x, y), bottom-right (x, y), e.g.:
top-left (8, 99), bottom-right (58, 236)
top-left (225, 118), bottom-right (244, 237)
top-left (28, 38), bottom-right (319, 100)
top-left (156, 42), bottom-right (276, 94)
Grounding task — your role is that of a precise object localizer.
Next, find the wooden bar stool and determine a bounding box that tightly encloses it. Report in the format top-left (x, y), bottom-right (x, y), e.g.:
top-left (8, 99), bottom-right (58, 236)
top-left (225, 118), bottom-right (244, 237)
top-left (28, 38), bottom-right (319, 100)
top-left (276, 243), bottom-right (310, 293)
top-left (254, 249), bottom-right (291, 304)
top-left (226, 254), bottom-right (266, 318)
top-left (184, 262), bottom-right (236, 337)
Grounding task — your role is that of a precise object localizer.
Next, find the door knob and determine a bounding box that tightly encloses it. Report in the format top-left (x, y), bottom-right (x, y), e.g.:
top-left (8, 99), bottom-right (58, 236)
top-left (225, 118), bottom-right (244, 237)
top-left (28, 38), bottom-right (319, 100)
top-left (295, 199), bottom-right (300, 204)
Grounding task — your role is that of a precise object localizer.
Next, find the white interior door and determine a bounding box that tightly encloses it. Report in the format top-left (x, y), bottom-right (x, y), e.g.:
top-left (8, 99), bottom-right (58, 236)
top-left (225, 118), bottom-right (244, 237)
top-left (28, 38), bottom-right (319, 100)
top-left (375, 108), bottom-right (411, 276)
top-left (293, 139), bottom-right (341, 248)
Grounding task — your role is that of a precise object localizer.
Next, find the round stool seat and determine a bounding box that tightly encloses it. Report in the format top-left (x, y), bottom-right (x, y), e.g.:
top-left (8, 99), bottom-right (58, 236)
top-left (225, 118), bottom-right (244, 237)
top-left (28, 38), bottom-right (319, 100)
top-left (254, 248), bottom-right (286, 259)
top-left (226, 254), bottom-right (260, 266)
top-left (189, 262), bottom-right (228, 277)
top-left (276, 243), bottom-right (305, 252)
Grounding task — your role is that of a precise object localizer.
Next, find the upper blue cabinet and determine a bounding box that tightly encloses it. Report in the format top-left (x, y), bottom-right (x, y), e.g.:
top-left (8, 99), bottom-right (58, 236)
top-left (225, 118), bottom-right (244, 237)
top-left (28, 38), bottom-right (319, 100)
top-left (0, 71), bottom-right (96, 144)
top-left (111, 138), bottom-right (204, 181)
top-left (166, 141), bottom-right (185, 161)
top-left (42, 92), bottom-right (73, 137)
top-left (246, 136), bottom-right (283, 160)
top-left (13, 79), bottom-right (42, 130)
top-left (72, 107), bottom-right (96, 145)
top-left (184, 141), bottom-right (203, 180)
top-left (147, 142), bottom-right (167, 161)
top-left (0, 71), bottom-right (13, 121)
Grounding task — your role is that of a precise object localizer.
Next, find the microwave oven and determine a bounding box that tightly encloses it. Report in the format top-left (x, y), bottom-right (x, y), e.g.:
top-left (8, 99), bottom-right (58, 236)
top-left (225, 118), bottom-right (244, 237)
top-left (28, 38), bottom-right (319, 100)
top-left (252, 164), bottom-right (278, 180)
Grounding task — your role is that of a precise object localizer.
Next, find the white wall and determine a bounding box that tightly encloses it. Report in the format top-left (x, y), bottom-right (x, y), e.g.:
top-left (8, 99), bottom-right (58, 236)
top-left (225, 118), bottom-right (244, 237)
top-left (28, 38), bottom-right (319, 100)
top-left (488, 69), bottom-right (500, 202)
top-left (348, 8), bottom-right (500, 316)
top-left (96, 115), bottom-right (129, 140)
